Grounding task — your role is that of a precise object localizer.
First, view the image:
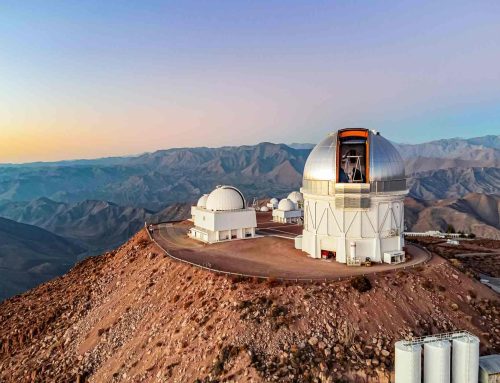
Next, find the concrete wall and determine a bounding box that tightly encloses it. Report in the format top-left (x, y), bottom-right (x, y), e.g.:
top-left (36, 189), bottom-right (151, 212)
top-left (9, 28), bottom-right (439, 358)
top-left (192, 207), bottom-right (256, 232)
top-left (190, 207), bottom-right (257, 244)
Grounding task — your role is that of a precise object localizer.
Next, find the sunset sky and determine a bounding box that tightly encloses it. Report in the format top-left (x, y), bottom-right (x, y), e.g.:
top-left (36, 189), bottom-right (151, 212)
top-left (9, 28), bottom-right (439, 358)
top-left (1, 1), bottom-right (500, 163)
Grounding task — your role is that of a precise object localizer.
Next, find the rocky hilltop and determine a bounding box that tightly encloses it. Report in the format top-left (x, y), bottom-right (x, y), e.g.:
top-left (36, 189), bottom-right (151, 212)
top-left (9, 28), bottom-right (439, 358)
top-left (0, 230), bottom-right (499, 382)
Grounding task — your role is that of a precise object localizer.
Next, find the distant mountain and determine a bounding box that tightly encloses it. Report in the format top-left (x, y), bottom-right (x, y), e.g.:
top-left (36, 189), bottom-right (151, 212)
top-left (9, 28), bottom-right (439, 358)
top-left (0, 135), bottom-right (499, 301)
top-left (0, 198), bottom-right (154, 254)
top-left (0, 155), bottom-right (133, 168)
top-left (405, 193), bottom-right (500, 239)
top-left (395, 135), bottom-right (500, 174)
top-left (287, 143), bottom-right (315, 150)
top-left (408, 167), bottom-right (500, 200)
top-left (396, 135), bottom-right (500, 159)
top-left (0, 143), bottom-right (309, 210)
top-left (0, 217), bottom-right (84, 301)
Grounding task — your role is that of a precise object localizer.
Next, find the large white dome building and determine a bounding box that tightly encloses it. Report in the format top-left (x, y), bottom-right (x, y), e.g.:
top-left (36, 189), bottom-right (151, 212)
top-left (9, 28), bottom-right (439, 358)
top-left (189, 186), bottom-right (257, 243)
top-left (296, 128), bottom-right (407, 264)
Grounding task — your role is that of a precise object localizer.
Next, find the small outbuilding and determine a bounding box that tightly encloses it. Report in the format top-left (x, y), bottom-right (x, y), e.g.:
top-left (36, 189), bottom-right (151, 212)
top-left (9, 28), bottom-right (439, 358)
top-left (189, 185), bottom-right (257, 243)
top-left (267, 197), bottom-right (279, 210)
top-left (287, 191), bottom-right (304, 209)
top-left (383, 250), bottom-right (405, 264)
top-left (272, 198), bottom-right (303, 224)
top-left (479, 354), bottom-right (500, 382)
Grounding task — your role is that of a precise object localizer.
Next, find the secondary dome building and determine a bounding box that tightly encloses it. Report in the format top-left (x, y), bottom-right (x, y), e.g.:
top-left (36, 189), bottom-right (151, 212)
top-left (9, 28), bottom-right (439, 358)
top-left (296, 128), bottom-right (407, 264)
top-left (267, 197), bottom-right (279, 210)
top-left (272, 191), bottom-right (304, 223)
top-left (189, 185), bottom-right (257, 243)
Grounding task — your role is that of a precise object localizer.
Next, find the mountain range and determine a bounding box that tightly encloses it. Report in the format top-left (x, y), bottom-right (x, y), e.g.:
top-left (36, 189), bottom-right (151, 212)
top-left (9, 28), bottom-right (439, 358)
top-left (405, 193), bottom-right (500, 239)
top-left (0, 217), bottom-right (85, 300)
top-left (0, 134), bottom-right (499, 300)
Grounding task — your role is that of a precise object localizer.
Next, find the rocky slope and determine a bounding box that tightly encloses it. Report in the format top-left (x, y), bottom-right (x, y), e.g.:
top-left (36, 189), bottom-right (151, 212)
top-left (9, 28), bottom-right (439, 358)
top-left (0, 230), bottom-right (498, 382)
top-left (408, 167), bottom-right (500, 200)
top-left (405, 193), bottom-right (500, 239)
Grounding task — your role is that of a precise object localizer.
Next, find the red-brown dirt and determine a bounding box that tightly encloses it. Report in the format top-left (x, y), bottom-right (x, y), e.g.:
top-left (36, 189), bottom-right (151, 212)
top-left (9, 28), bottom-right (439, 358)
top-left (0, 230), bottom-right (498, 383)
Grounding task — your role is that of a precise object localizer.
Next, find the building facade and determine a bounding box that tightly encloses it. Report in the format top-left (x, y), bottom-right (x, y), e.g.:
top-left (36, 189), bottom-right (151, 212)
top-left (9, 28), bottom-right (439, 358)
top-left (189, 186), bottom-right (257, 243)
top-left (297, 128), bottom-right (408, 264)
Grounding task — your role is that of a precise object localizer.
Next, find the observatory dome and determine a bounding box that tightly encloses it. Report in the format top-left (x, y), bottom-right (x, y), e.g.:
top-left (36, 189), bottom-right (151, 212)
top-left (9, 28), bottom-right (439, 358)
top-left (287, 191), bottom-right (303, 204)
top-left (205, 186), bottom-right (246, 211)
top-left (303, 129), bottom-right (405, 187)
top-left (197, 194), bottom-right (209, 208)
top-left (278, 198), bottom-right (295, 212)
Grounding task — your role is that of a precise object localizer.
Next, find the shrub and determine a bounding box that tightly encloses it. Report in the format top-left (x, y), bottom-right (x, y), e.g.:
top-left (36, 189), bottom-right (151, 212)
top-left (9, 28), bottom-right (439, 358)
top-left (137, 237), bottom-right (150, 247)
top-left (422, 278), bottom-right (434, 291)
top-left (229, 275), bottom-right (248, 284)
top-left (266, 276), bottom-right (281, 288)
top-left (350, 276), bottom-right (372, 292)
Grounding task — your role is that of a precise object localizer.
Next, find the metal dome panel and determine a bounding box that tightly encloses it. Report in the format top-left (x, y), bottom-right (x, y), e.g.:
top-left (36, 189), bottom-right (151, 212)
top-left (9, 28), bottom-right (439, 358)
top-left (205, 186), bottom-right (246, 211)
top-left (303, 129), bottom-right (405, 187)
top-left (302, 132), bottom-right (337, 182)
top-left (287, 191), bottom-right (304, 204)
top-left (369, 134), bottom-right (405, 182)
top-left (197, 194), bottom-right (209, 208)
top-left (278, 198), bottom-right (295, 211)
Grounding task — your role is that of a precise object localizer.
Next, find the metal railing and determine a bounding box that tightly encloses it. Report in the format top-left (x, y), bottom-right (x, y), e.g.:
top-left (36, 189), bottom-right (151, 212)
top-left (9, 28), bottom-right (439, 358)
top-left (402, 330), bottom-right (478, 347)
top-left (145, 221), bottom-right (433, 283)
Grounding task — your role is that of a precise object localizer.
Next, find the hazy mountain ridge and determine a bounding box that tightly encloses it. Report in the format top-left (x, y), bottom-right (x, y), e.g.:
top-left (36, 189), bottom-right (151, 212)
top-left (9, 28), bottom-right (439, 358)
top-left (395, 134), bottom-right (500, 160)
top-left (0, 198), bottom-right (154, 254)
top-left (0, 137), bottom-right (499, 210)
top-left (0, 143), bottom-right (309, 210)
top-left (0, 135), bottom-right (499, 301)
top-left (408, 167), bottom-right (500, 200)
top-left (405, 193), bottom-right (500, 239)
top-left (0, 217), bottom-right (85, 300)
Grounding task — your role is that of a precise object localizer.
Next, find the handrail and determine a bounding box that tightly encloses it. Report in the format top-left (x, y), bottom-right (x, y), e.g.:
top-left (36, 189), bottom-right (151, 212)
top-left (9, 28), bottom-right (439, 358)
top-left (145, 221), bottom-right (433, 282)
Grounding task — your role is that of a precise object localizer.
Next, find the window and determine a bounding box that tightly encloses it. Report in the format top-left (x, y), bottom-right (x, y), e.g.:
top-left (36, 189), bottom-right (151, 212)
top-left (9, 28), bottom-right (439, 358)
top-left (337, 130), bottom-right (368, 184)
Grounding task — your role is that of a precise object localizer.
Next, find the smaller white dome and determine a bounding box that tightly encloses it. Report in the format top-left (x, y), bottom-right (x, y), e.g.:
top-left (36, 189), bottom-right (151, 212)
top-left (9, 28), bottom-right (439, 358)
top-left (287, 191), bottom-right (303, 204)
top-left (278, 198), bottom-right (295, 212)
top-left (260, 206), bottom-right (270, 212)
top-left (206, 185), bottom-right (246, 211)
top-left (197, 194), bottom-right (209, 208)
top-left (270, 198), bottom-right (279, 204)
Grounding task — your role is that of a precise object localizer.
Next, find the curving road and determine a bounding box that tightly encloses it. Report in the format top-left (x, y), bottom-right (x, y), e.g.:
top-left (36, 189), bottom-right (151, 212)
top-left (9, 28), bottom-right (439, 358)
top-left (151, 222), bottom-right (431, 280)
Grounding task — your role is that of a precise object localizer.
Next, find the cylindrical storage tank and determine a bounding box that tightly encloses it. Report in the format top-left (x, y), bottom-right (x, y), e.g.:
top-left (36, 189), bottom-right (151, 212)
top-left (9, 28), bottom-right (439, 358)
top-left (395, 341), bottom-right (421, 383)
top-left (350, 242), bottom-right (356, 262)
top-left (452, 334), bottom-right (479, 383)
top-left (424, 338), bottom-right (451, 383)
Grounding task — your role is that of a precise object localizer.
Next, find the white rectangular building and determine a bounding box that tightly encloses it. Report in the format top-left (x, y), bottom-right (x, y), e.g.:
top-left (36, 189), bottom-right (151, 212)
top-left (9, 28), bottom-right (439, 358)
top-left (188, 185), bottom-right (257, 244)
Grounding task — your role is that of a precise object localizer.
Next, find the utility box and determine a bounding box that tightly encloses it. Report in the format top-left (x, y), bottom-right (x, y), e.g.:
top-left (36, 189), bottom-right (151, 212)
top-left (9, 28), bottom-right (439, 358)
top-left (294, 235), bottom-right (302, 250)
top-left (383, 250), bottom-right (405, 264)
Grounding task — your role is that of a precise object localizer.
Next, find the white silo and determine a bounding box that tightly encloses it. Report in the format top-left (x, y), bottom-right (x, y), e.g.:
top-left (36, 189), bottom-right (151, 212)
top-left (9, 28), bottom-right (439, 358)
top-left (395, 341), bottom-right (421, 383)
top-left (452, 334), bottom-right (479, 383)
top-left (424, 338), bottom-right (451, 383)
